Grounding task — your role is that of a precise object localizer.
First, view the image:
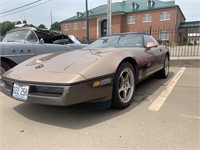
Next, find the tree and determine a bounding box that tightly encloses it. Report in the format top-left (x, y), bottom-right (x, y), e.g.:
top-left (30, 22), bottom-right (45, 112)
top-left (50, 21), bottom-right (61, 31)
top-left (0, 21), bottom-right (15, 37)
top-left (38, 24), bottom-right (46, 29)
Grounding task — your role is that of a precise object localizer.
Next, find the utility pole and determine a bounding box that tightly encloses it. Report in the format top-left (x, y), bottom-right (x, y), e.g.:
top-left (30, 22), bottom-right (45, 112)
top-left (50, 11), bottom-right (53, 27)
top-left (107, 0), bottom-right (112, 35)
top-left (86, 0), bottom-right (89, 44)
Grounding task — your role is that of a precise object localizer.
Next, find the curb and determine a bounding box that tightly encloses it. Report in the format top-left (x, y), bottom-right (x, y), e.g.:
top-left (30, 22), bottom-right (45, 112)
top-left (170, 58), bottom-right (200, 67)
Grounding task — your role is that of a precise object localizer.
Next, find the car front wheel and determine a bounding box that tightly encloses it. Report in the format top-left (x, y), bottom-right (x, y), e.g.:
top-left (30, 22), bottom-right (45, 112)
top-left (0, 61), bottom-right (10, 82)
top-left (112, 62), bottom-right (135, 109)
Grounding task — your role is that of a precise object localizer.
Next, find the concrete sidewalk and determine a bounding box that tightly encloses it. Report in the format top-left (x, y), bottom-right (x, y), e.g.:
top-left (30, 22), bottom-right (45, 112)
top-left (170, 56), bottom-right (200, 67)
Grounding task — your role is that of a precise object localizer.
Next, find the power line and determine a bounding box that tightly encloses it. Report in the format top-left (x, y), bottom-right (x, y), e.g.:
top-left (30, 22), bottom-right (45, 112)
top-left (0, 0), bottom-right (42, 15)
top-left (0, 0), bottom-right (53, 17)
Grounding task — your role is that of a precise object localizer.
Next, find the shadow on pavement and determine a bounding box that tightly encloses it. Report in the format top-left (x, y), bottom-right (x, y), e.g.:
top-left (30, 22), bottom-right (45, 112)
top-left (14, 72), bottom-right (174, 130)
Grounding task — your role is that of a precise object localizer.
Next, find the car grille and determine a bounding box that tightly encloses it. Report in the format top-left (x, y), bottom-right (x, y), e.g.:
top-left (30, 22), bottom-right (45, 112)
top-left (3, 79), bottom-right (64, 98)
top-left (30, 86), bottom-right (64, 97)
top-left (4, 80), bottom-right (12, 91)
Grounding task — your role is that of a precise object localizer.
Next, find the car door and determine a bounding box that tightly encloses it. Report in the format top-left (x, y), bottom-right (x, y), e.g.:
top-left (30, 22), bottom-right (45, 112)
top-left (143, 35), bottom-right (163, 76)
top-left (33, 42), bottom-right (72, 55)
top-left (2, 42), bottom-right (35, 64)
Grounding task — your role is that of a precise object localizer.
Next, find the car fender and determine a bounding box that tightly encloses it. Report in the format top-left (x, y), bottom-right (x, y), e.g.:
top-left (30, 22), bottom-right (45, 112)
top-left (79, 48), bottom-right (142, 79)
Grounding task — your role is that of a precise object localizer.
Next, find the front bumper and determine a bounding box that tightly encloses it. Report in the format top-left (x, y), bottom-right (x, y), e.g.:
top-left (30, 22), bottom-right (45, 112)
top-left (1, 75), bottom-right (113, 106)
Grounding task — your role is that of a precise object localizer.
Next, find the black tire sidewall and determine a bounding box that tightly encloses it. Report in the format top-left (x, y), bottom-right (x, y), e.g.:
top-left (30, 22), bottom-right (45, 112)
top-left (1, 61), bottom-right (11, 73)
top-left (164, 56), bottom-right (169, 77)
top-left (112, 62), bottom-right (135, 108)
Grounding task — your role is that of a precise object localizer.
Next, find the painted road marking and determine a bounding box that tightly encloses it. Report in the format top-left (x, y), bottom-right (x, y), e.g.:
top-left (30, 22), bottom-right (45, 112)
top-left (149, 67), bottom-right (186, 112)
top-left (180, 115), bottom-right (200, 120)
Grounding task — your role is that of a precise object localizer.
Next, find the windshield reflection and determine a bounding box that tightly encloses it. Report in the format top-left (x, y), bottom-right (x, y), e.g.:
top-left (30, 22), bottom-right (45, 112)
top-left (86, 34), bottom-right (143, 49)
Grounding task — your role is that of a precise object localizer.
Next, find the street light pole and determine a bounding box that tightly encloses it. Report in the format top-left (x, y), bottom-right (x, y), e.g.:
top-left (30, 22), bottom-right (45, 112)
top-left (50, 10), bottom-right (53, 27)
top-left (86, 0), bottom-right (89, 44)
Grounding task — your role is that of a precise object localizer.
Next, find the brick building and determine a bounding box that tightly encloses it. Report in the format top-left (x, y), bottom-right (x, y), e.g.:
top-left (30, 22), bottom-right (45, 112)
top-left (60, 0), bottom-right (186, 43)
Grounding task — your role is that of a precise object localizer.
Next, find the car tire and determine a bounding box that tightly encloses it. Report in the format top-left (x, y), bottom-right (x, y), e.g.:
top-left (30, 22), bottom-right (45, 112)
top-left (155, 55), bottom-right (169, 79)
top-left (112, 62), bottom-right (135, 109)
top-left (0, 61), bottom-right (11, 78)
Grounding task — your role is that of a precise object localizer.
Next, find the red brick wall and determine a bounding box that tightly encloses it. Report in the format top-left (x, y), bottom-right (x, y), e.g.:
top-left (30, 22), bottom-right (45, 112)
top-left (61, 7), bottom-right (185, 43)
top-left (122, 7), bottom-right (178, 32)
top-left (61, 20), bottom-right (86, 42)
top-left (88, 18), bottom-right (97, 42)
top-left (111, 15), bottom-right (123, 34)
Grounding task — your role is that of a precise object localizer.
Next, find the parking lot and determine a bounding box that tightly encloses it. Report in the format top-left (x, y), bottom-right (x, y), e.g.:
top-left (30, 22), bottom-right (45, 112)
top-left (0, 67), bottom-right (199, 150)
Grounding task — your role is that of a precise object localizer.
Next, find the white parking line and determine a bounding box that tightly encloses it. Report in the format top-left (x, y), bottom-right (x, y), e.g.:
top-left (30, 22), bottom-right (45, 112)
top-left (149, 67), bottom-right (186, 112)
top-left (180, 115), bottom-right (200, 120)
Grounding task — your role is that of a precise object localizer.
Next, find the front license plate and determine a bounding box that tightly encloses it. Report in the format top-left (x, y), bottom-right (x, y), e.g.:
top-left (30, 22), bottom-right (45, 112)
top-left (12, 83), bottom-right (29, 101)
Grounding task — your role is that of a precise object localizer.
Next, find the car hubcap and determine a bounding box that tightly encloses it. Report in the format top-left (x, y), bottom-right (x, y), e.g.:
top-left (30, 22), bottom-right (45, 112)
top-left (118, 68), bottom-right (134, 103)
top-left (165, 57), bottom-right (169, 76)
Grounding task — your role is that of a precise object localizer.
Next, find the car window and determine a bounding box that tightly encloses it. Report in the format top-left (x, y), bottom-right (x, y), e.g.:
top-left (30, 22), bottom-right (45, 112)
top-left (3, 29), bottom-right (35, 42)
top-left (86, 34), bottom-right (143, 49)
top-left (25, 31), bottom-right (38, 42)
top-left (144, 35), bottom-right (158, 47)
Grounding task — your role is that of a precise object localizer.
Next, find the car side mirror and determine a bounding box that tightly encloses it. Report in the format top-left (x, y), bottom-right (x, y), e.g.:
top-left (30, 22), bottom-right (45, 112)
top-left (39, 38), bottom-right (44, 44)
top-left (146, 42), bottom-right (157, 49)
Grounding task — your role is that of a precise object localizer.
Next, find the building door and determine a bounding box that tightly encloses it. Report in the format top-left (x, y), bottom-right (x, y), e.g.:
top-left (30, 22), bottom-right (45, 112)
top-left (101, 20), bottom-right (107, 37)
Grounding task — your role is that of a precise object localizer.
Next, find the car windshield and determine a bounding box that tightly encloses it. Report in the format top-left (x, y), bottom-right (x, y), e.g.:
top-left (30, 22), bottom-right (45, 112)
top-left (86, 34), bottom-right (143, 49)
top-left (3, 29), bottom-right (38, 42)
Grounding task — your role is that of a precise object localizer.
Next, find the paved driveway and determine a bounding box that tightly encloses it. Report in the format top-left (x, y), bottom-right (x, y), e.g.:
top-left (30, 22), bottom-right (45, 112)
top-left (0, 67), bottom-right (199, 150)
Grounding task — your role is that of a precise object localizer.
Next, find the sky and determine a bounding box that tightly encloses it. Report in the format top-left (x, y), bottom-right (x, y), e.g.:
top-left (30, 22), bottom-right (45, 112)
top-left (0, 0), bottom-right (199, 29)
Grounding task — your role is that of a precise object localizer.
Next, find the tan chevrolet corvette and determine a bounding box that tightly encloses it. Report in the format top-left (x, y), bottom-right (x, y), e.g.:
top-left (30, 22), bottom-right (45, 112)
top-left (1, 33), bottom-right (170, 109)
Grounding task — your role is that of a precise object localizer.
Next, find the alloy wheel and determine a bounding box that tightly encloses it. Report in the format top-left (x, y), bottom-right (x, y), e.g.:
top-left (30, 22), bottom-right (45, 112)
top-left (117, 68), bottom-right (134, 103)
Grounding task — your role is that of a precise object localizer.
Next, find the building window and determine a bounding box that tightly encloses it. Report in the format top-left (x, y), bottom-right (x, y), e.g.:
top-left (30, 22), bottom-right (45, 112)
top-left (160, 12), bottom-right (170, 21)
top-left (143, 14), bottom-right (152, 22)
top-left (160, 31), bottom-right (169, 40)
top-left (147, 0), bottom-right (155, 7)
top-left (82, 21), bottom-right (86, 29)
top-left (127, 16), bottom-right (135, 24)
top-left (73, 23), bottom-right (78, 29)
top-left (131, 2), bottom-right (139, 9)
top-left (64, 24), bottom-right (68, 30)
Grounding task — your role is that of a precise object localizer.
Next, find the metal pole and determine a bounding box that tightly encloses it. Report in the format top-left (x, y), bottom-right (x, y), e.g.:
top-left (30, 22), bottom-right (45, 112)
top-left (86, 0), bottom-right (89, 44)
top-left (107, 0), bottom-right (112, 35)
top-left (50, 11), bottom-right (53, 26)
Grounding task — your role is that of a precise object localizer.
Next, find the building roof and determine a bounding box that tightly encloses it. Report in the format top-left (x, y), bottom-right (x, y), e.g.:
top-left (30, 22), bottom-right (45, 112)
top-left (61, 0), bottom-right (178, 23)
top-left (179, 21), bottom-right (200, 29)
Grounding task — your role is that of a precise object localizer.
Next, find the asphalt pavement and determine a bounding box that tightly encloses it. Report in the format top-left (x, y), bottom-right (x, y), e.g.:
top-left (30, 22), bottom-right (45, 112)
top-left (0, 66), bottom-right (199, 150)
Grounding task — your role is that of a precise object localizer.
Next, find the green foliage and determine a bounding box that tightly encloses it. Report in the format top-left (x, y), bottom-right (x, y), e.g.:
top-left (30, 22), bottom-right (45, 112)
top-left (38, 24), bottom-right (46, 29)
top-left (50, 21), bottom-right (61, 31)
top-left (157, 40), bottom-right (170, 46)
top-left (188, 43), bottom-right (193, 46)
top-left (183, 36), bottom-right (188, 45)
top-left (0, 21), bottom-right (15, 37)
top-left (157, 40), bottom-right (162, 45)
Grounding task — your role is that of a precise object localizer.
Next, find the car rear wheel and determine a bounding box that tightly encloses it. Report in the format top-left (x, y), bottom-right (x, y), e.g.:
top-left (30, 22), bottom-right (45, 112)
top-left (112, 62), bottom-right (135, 109)
top-left (155, 55), bottom-right (169, 79)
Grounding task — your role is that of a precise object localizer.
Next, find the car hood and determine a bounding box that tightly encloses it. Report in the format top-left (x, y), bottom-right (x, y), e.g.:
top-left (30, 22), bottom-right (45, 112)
top-left (3, 48), bottom-right (116, 83)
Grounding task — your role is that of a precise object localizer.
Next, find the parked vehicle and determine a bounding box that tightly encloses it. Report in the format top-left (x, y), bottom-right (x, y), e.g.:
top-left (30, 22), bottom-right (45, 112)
top-left (1, 32), bottom-right (170, 109)
top-left (0, 27), bottom-right (87, 77)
